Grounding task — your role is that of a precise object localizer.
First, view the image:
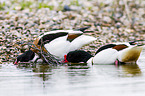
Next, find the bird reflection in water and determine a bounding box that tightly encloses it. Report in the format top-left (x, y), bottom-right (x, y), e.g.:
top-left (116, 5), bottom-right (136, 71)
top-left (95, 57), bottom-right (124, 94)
top-left (16, 62), bottom-right (90, 81)
top-left (17, 63), bottom-right (54, 81)
top-left (66, 62), bottom-right (89, 69)
top-left (119, 63), bottom-right (142, 77)
top-left (65, 63), bottom-right (90, 78)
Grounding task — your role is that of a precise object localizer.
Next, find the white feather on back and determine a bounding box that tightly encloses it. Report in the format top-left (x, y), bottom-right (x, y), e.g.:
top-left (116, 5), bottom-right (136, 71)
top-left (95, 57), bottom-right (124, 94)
top-left (113, 42), bottom-right (131, 46)
top-left (68, 35), bottom-right (97, 52)
top-left (92, 48), bottom-right (118, 64)
top-left (44, 35), bottom-right (70, 59)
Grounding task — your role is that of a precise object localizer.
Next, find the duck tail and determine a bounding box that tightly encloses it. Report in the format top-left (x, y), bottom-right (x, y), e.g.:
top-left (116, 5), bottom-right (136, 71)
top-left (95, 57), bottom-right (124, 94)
top-left (76, 26), bottom-right (91, 32)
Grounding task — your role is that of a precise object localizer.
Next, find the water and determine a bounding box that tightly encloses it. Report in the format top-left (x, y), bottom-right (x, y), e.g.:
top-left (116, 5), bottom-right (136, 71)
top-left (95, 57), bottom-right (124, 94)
top-left (1, 49), bottom-right (145, 96)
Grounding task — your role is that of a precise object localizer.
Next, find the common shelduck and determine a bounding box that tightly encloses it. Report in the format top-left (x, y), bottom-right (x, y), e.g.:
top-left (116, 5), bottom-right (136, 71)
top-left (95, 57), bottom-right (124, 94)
top-left (62, 41), bottom-right (143, 65)
top-left (62, 44), bottom-right (119, 64)
top-left (14, 29), bottom-right (97, 64)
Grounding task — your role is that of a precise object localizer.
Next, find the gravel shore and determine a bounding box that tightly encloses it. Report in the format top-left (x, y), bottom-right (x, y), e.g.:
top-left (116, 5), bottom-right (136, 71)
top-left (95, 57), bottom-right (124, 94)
top-left (0, 0), bottom-right (145, 63)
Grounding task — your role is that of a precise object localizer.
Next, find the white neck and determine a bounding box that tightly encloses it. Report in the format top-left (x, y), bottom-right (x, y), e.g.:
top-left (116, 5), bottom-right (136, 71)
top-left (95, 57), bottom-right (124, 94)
top-left (87, 57), bottom-right (94, 64)
top-left (31, 53), bottom-right (40, 62)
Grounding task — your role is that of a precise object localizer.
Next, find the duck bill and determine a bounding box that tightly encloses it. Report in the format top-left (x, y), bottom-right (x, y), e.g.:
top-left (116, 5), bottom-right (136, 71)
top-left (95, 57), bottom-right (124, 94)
top-left (61, 59), bottom-right (68, 63)
top-left (14, 59), bottom-right (18, 65)
top-left (61, 55), bottom-right (68, 63)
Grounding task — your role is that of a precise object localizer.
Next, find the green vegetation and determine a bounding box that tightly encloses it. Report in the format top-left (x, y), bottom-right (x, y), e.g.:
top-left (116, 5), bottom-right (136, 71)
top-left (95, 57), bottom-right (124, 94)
top-left (70, 0), bottom-right (80, 6)
top-left (0, 2), bottom-right (5, 10)
top-left (20, 1), bottom-right (33, 10)
top-left (38, 3), bottom-right (54, 10)
top-left (1, 0), bottom-right (56, 11)
top-left (0, 0), bottom-right (83, 11)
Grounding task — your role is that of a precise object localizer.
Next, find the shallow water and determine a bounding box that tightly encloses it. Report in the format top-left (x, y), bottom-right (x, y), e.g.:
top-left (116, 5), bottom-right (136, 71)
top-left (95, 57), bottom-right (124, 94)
top-left (1, 49), bottom-right (145, 96)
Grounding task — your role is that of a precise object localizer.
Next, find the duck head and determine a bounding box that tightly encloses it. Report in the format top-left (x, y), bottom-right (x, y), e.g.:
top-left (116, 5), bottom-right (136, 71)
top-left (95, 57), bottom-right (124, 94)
top-left (14, 50), bottom-right (35, 65)
top-left (62, 50), bottom-right (93, 63)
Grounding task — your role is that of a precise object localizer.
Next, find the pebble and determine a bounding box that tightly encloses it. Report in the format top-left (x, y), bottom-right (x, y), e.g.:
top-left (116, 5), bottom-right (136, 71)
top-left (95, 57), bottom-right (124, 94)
top-left (63, 5), bottom-right (71, 11)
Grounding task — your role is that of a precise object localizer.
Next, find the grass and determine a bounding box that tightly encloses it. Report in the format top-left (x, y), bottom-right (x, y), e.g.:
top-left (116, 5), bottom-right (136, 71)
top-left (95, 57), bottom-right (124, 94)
top-left (38, 3), bottom-right (54, 10)
top-left (10, 0), bottom-right (55, 11)
top-left (0, 0), bottom-right (83, 11)
top-left (0, 2), bottom-right (5, 10)
top-left (70, 0), bottom-right (80, 6)
top-left (20, 1), bottom-right (33, 10)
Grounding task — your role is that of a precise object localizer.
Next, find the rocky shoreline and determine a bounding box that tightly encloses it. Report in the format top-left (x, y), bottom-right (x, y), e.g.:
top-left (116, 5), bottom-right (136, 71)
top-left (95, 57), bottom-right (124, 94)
top-left (0, 0), bottom-right (144, 63)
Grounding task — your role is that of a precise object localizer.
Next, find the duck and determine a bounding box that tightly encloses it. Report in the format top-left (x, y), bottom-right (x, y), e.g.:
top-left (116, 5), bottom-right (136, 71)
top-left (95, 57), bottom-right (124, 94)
top-left (14, 28), bottom-right (97, 64)
top-left (62, 44), bottom-right (119, 64)
top-left (62, 41), bottom-right (143, 65)
top-left (41, 30), bottom-right (97, 59)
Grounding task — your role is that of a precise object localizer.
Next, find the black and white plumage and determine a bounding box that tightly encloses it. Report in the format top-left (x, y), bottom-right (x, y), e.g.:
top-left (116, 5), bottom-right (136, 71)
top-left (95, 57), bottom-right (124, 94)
top-left (63, 41), bottom-right (143, 64)
top-left (41, 30), bottom-right (97, 59)
top-left (14, 29), bottom-right (97, 64)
